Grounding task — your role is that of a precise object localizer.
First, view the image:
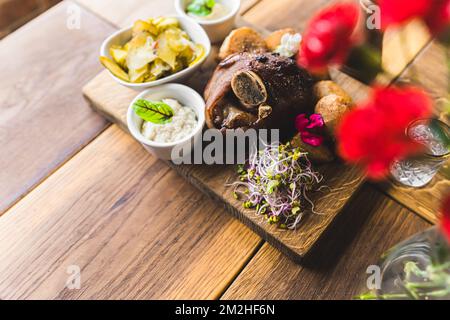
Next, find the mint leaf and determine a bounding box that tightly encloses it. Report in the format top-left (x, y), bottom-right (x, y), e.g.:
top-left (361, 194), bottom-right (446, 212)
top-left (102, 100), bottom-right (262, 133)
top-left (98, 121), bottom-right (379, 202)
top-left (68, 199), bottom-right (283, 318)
top-left (187, 0), bottom-right (215, 16)
top-left (133, 99), bottom-right (174, 124)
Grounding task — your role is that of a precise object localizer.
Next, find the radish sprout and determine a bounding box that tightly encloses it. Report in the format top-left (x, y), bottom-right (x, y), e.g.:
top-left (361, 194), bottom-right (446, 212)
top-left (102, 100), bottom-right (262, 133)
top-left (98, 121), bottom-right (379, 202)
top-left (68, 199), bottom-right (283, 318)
top-left (231, 142), bottom-right (324, 229)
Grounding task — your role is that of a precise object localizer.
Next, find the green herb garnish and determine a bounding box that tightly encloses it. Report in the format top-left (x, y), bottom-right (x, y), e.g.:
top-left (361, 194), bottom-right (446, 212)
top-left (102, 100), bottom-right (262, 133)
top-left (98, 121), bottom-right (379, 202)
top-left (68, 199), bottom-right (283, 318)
top-left (133, 99), bottom-right (174, 124)
top-left (187, 0), bottom-right (216, 17)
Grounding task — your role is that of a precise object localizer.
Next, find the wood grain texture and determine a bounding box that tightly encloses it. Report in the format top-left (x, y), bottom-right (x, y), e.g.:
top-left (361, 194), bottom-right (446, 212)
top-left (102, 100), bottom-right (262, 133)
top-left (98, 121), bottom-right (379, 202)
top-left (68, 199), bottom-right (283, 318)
top-left (245, 1), bottom-right (447, 224)
top-left (244, 0), bottom-right (331, 32)
top-left (0, 1), bottom-right (112, 214)
top-left (0, 0), bottom-right (439, 301)
top-left (398, 41), bottom-right (449, 119)
top-left (246, 0), bottom-right (431, 83)
top-left (0, 126), bottom-right (262, 300)
top-left (83, 42), bottom-right (366, 262)
top-left (331, 41), bottom-right (449, 225)
top-left (75, 0), bottom-right (262, 28)
top-left (379, 40), bottom-right (450, 224)
top-left (379, 19), bottom-right (431, 83)
top-left (222, 184), bottom-right (430, 300)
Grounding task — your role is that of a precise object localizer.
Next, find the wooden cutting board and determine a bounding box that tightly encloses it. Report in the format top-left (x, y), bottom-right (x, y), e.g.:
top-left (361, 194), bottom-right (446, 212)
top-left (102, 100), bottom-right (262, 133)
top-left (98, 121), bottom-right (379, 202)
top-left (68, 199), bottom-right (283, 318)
top-left (83, 20), bottom-right (366, 263)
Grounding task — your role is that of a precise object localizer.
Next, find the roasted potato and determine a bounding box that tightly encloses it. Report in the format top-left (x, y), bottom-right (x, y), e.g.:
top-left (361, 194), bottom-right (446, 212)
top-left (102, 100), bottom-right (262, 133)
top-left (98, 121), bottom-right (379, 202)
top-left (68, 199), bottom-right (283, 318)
top-left (313, 80), bottom-right (353, 104)
top-left (265, 28), bottom-right (296, 51)
top-left (315, 94), bottom-right (353, 135)
top-left (291, 133), bottom-right (335, 164)
top-left (219, 27), bottom-right (267, 60)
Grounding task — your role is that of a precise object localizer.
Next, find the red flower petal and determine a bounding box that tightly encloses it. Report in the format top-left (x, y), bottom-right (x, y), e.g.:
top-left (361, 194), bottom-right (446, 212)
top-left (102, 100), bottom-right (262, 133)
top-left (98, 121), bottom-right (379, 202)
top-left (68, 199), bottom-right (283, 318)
top-left (425, 0), bottom-right (450, 35)
top-left (379, 0), bottom-right (450, 37)
top-left (297, 2), bottom-right (360, 74)
top-left (336, 86), bottom-right (433, 180)
top-left (379, 0), bottom-right (431, 29)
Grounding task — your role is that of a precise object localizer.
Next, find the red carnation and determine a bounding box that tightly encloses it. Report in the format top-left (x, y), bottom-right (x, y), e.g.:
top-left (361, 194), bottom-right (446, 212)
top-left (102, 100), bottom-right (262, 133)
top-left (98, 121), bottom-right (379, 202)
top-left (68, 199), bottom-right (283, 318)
top-left (379, 0), bottom-right (430, 29)
top-left (441, 194), bottom-right (450, 244)
top-left (297, 2), bottom-right (360, 75)
top-left (425, 0), bottom-right (450, 35)
top-left (379, 0), bottom-right (450, 36)
top-left (336, 86), bottom-right (432, 180)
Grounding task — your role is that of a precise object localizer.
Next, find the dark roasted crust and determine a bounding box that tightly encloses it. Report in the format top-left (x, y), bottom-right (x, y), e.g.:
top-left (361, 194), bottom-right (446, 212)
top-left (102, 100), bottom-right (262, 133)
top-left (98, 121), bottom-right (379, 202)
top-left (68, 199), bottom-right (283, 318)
top-left (204, 52), bottom-right (314, 133)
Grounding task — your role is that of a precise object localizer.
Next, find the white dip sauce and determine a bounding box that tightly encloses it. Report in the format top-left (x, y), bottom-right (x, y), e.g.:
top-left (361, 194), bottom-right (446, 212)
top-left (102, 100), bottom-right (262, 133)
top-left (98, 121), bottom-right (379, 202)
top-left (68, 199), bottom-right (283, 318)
top-left (141, 98), bottom-right (197, 143)
top-left (188, 2), bottom-right (229, 21)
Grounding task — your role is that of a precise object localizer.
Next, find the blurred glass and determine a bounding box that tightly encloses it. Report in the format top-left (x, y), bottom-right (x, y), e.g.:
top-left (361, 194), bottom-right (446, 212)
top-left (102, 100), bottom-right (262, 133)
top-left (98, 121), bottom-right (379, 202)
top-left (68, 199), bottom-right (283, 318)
top-left (390, 119), bottom-right (450, 188)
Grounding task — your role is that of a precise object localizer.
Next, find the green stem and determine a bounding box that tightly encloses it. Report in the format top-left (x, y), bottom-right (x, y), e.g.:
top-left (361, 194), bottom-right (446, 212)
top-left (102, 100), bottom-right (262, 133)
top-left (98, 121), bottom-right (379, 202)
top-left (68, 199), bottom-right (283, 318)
top-left (356, 289), bottom-right (450, 300)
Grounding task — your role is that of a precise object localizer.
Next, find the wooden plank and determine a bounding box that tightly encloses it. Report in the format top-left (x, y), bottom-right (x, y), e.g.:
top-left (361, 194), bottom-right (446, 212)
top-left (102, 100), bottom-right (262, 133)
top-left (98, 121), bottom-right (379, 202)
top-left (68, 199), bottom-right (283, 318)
top-left (398, 41), bottom-right (449, 120)
top-left (246, 0), bottom-right (431, 83)
top-left (83, 38), bottom-right (365, 261)
top-left (379, 41), bottom-right (449, 224)
top-left (0, 125), bottom-right (262, 300)
top-left (336, 41), bottom-right (448, 224)
top-left (379, 19), bottom-right (431, 83)
top-left (244, 0), bottom-right (331, 32)
top-left (222, 184), bottom-right (430, 300)
top-left (246, 1), bottom-right (447, 224)
top-left (75, 0), bottom-right (262, 28)
top-left (0, 0), bottom-right (261, 299)
top-left (0, 1), bottom-right (112, 214)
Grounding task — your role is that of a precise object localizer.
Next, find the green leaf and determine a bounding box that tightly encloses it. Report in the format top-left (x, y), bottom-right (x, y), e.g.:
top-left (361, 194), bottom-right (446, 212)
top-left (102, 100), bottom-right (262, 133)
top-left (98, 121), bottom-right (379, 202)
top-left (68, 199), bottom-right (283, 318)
top-left (187, 0), bottom-right (215, 16)
top-left (133, 99), bottom-right (174, 124)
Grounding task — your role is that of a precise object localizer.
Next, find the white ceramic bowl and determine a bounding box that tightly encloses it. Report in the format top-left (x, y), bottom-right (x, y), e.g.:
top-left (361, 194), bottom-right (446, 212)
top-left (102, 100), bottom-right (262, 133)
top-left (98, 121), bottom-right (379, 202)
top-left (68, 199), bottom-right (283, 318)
top-left (127, 84), bottom-right (205, 161)
top-left (175, 0), bottom-right (241, 43)
top-left (100, 15), bottom-right (211, 91)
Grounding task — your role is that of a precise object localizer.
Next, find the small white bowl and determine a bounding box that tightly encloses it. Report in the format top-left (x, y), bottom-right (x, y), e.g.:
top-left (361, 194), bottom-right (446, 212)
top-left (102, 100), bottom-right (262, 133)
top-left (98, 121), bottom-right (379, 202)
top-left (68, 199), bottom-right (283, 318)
top-left (127, 84), bottom-right (205, 161)
top-left (175, 0), bottom-right (241, 43)
top-left (100, 15), bottom-right (211, 91)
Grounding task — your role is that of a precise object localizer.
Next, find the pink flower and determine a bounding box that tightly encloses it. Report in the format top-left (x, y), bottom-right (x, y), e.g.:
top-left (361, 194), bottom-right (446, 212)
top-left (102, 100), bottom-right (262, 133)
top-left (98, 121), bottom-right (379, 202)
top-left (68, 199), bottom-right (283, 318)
top-left (295, 114), bottom-right (325, 147)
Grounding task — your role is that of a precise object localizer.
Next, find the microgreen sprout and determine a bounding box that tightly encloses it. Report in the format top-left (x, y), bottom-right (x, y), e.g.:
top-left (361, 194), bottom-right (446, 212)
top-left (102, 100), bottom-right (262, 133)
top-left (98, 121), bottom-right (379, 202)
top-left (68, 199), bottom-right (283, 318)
top-left (230, 142), bottom-right (324, 229)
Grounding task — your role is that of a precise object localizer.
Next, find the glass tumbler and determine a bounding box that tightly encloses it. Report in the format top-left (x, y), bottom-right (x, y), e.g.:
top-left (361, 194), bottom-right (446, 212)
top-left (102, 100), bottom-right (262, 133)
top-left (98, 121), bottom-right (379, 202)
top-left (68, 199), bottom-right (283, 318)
top-left (390, 119), bottom-right (449, 188)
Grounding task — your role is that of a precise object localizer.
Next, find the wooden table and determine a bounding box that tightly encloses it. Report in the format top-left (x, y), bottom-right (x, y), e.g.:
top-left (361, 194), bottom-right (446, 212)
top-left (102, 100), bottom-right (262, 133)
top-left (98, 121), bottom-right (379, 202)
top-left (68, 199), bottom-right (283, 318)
top-left (0, 0), bottom-right (446, 300)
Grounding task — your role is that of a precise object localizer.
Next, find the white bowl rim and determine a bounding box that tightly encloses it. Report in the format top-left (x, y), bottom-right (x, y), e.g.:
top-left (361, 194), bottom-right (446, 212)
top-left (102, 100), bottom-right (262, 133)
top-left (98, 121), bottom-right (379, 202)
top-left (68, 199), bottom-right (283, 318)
top-left (127, 83), bottom-right (206, 148)
top-left (175, 0), bottom-right (241, 25)
top-left (100, 15), bottom-right (211, 88)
